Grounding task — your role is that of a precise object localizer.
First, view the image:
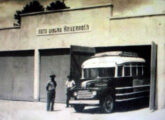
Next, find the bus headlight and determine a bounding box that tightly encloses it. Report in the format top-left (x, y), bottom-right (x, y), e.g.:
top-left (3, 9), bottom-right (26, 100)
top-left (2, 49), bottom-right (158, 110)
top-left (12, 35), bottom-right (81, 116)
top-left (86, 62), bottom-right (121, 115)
top-left (73, 92), bottom-right (78, 96)
top-left (92, 91), bottom-right (97, 96)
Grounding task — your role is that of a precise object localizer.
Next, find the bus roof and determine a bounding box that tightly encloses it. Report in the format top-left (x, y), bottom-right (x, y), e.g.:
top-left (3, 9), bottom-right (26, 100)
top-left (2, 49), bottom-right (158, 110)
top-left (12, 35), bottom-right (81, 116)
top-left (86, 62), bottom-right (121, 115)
top-left (94, 51), bottom-right (139, 57)
top-left (82, 56), bottom-right (145, 68)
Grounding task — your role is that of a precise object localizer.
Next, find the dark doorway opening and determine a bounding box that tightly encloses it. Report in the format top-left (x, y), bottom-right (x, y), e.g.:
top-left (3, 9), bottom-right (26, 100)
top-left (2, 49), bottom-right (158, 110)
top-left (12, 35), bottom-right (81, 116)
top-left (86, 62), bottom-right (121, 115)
top-left (70, 45), bottom-right (151, 112)
top-left (95, 45), bottom-right (151, 110)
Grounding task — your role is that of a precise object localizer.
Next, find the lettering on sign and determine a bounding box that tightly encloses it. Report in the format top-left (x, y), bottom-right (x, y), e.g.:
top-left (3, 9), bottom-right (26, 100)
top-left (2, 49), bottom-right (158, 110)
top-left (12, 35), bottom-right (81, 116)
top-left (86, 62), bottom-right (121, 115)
top-left (37, 24), bottom-right (91, 36)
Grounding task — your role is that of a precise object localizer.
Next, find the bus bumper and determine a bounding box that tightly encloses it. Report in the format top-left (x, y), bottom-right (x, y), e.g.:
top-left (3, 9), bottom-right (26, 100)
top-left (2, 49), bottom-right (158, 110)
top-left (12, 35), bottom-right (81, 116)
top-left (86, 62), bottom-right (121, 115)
top-left (69, 100), bottom-right (100, 106)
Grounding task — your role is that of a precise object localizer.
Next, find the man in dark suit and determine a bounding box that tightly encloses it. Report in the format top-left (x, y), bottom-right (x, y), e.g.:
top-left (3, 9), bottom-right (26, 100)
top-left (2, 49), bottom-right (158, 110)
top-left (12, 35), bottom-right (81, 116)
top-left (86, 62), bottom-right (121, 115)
top-left (46, 74), bottom-right (57, 111)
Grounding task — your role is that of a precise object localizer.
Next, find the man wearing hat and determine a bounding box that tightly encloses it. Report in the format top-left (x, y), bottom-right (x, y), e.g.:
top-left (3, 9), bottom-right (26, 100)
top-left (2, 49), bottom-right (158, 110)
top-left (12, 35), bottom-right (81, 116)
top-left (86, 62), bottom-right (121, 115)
top-left (46, 74), bottom-right (57, 111)
top-left (65, 75), bottom-right (75, 107)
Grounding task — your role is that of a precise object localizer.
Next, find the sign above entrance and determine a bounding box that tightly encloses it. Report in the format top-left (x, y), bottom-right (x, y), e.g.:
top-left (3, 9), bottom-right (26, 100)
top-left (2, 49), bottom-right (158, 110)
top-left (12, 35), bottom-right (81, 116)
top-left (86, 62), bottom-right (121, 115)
top-left (36, 24), bottom-right (91, 36)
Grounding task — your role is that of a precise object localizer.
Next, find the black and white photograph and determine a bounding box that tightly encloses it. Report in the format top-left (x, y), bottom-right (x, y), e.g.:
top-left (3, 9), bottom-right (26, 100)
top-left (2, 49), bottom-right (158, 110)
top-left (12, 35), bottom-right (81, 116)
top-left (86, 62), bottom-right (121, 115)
top-left (0, 0), bottom-right (165, 120)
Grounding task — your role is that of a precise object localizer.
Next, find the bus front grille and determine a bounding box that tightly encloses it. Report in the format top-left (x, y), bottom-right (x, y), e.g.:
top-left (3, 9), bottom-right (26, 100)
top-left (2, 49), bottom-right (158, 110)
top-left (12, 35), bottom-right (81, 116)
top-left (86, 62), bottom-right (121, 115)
top-left (77, 90), bottom-right (93, 99)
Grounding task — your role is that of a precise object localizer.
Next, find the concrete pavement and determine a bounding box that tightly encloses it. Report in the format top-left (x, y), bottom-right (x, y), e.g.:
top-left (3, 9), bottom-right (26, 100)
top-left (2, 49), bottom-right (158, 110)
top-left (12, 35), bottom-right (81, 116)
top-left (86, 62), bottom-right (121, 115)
top-left (0, 100), bottom-right (165, 120)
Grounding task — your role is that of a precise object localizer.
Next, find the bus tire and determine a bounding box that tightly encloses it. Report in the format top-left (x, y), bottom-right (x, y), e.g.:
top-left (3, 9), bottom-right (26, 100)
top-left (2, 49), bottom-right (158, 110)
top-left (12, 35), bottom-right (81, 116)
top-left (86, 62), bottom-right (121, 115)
top-left (102, 95), bottom-right (114, 113)
top-left (73, 105), bottom-right (85, 112)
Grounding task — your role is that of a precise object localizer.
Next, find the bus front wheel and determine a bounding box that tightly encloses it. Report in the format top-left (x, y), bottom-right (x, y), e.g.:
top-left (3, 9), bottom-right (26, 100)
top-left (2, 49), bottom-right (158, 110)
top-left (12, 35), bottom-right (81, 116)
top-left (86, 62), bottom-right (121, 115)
top-left (101, 95), bottom-right (114, 113)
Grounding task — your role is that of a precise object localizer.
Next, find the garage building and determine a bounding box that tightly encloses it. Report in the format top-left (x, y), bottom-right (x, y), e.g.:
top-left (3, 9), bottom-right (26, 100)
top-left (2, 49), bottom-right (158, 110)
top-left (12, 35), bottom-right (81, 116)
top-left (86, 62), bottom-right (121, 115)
top-left (0, 0), bottom-right (165, 111)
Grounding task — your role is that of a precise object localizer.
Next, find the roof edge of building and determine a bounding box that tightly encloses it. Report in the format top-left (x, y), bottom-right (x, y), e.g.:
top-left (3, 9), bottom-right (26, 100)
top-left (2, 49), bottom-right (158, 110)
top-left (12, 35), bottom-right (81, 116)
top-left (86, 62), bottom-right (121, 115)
top-left (110, 13), bottom-right (165, 20)
top-left (0, 26), bottom-right (20, 31)
top-left (20, 4), bottom-right (113, 17)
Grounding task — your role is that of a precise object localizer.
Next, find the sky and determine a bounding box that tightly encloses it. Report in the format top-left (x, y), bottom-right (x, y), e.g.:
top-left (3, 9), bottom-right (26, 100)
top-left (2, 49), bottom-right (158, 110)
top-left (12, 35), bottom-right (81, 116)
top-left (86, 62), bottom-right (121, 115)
top-left (0, 0), bottom-right (111, 28)
top-left (0, 0), bottom-right (57, 28)
top-left (0, 0), bottom-right (165, 28)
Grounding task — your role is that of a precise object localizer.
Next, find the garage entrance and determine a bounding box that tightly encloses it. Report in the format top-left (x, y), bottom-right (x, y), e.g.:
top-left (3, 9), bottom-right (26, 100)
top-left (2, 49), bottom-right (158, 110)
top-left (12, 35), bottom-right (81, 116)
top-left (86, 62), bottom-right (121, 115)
top-left (0, 51), bottom-right (34, 101)
top-left (70, 45), bottom-right (152, 109)
top-left (39, 44), bottom-right (156, 108)
top-left (39, 49), bottom-right (70, 102)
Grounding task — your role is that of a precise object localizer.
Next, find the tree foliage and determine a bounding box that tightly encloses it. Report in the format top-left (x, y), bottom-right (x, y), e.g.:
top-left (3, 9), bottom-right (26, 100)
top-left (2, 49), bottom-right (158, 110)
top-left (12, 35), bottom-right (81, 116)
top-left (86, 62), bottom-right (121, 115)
top-left (46, 0), bottom-right (68, 11)
top-left (14, 0), bottom-right (69, 26)
top-left (14, 0), bottom-right (44, 25)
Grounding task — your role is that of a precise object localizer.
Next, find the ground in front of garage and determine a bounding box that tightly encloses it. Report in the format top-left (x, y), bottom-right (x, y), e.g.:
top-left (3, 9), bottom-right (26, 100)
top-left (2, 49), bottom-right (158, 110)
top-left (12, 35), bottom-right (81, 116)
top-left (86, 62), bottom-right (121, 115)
top-left (0, 100), bottom-right (165, 120)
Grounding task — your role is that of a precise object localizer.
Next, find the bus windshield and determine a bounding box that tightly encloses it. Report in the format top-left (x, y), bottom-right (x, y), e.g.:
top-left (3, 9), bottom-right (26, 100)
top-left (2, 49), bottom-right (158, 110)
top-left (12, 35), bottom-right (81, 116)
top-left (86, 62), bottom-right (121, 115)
top-left (83, 67), bottom-right (115, 79)
top-left (84, 68), bottom-right (98, 79)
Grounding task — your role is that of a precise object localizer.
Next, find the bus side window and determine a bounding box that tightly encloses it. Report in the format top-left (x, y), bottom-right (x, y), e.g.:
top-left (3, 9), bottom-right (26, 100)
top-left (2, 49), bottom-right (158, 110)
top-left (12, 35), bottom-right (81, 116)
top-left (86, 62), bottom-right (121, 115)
top-left (124, 65), bottom-right (130, 76)
top-left (143, 65), bottom-right (147, 77)
top-left (132, 65), bottom-right (137, 77)
top-left (118, 66), bottom-right (122, 77)
top-left (137, 65), bottom-right (143, 76)
top-left (84, 69), bottom-right (88, 79)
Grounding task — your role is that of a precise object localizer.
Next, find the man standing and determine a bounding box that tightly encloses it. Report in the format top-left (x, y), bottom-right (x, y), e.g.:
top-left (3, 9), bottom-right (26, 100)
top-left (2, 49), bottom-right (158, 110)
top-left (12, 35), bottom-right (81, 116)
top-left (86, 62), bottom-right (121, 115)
top-left (46, 74), bottom-right (57, 111)
top-left (65, 75), bottom-right (75, 107)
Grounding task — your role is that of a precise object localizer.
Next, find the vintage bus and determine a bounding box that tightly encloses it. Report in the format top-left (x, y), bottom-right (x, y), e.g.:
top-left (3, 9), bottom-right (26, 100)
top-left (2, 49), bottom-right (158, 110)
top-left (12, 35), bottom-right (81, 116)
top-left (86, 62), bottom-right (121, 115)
top-left (69, 51), bottom-right (150, 113)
